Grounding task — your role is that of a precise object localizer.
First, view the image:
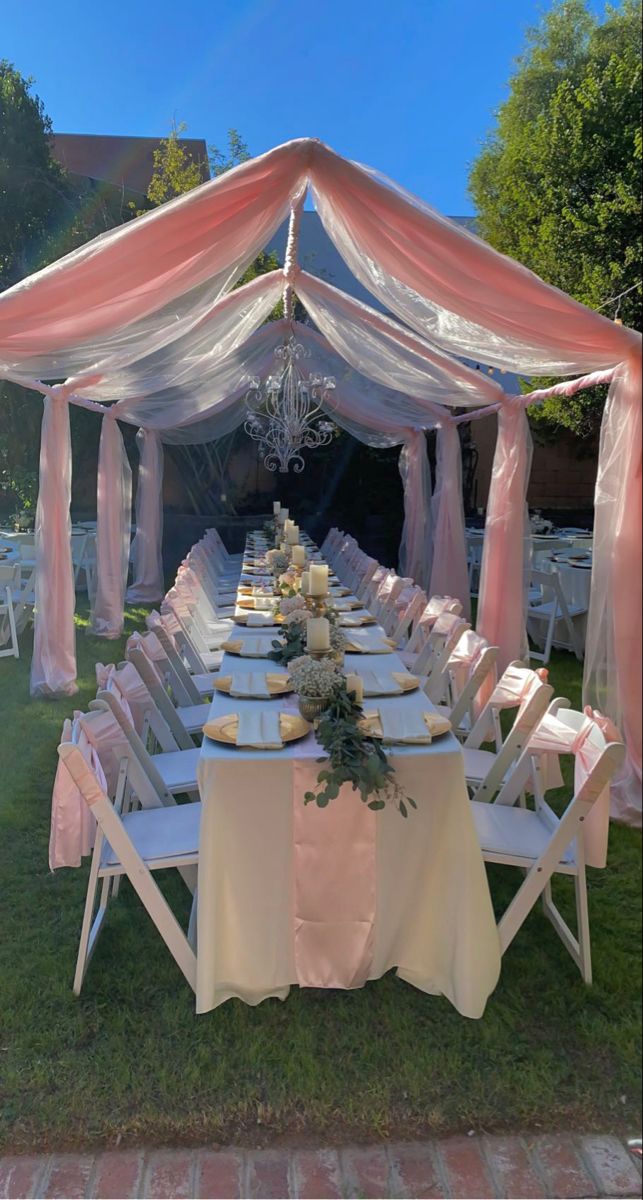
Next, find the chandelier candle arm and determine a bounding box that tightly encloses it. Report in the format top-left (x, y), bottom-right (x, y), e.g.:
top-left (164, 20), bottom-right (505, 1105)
top-left (244, 335), bottom-right (337, 473)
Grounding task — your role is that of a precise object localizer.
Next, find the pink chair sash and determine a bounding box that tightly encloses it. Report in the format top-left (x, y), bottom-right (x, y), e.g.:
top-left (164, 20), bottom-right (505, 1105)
top-left (489, 664), bottom-right (546, 716)
top-left (127, 629), bottom-right (167, 665)
top-left (529, 709), bottom-right (620, 868)
top-left (49, 704), bottom-right (134, 870)
top-left (49, 719), bottom-right (100, 870)
top-left (448, 630), bottom-right (492, 693)
top-left (96, 661), bottom-right (150, 734)
top-left (417, 595), bottom-right (458, 632)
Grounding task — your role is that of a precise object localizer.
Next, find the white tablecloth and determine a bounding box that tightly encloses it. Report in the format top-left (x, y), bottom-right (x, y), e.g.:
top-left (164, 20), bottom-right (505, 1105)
top-left (195, 544), bottom-right (501, 1018)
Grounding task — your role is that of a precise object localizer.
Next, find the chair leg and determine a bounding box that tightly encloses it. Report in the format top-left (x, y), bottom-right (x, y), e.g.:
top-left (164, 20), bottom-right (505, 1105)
top-left (7, 588), bottom-right (19, 658)
top-left (574, 861), bottom-right (593, 984)
top-left (73, 849), bottom-right (106, 995)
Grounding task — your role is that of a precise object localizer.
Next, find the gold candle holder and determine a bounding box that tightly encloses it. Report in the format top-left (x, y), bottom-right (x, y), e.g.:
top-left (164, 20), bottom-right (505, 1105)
top-left (305, 593), bottom-right (328, 618)
top-left (308, 648), bottom-right (332, 662)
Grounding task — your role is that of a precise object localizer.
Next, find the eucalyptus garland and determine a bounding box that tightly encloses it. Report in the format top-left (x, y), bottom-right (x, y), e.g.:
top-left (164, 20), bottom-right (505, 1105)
top-left (304, 686), bottom-right (416, 818)
top-left (269, 622), bottom-right (306, 665)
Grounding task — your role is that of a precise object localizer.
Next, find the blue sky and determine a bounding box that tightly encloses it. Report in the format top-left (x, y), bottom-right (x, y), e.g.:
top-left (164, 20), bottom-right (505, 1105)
top-left (4, 0), bottom-right (606, 215)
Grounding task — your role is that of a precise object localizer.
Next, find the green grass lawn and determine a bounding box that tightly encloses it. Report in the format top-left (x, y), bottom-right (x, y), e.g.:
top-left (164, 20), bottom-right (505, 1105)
top-left (0, 605), bottom-right (640, 1153)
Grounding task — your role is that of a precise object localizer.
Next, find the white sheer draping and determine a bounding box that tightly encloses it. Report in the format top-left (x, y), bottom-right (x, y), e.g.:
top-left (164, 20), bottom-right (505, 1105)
top-left (90, 416), bottom-right (132, 638)
top-left (127, 429), bottom-right (165, 604)
top-left (398, 432), bottom-right (433, 589)
top-left (294, 270), bottom-right (502, 408)
top-left (476, 403), bottom-right (533, 671)
top-left (583, 357), bottom-right (642, 825)
top-left (430, 421), bottom-right (470, 616)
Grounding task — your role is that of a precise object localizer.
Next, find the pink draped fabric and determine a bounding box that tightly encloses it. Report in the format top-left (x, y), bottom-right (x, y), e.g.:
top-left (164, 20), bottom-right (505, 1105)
top-left (126, 429), bottom-right (165, 604)
top-left (476, 403), bottom-right (533, 673)
top-left (429, 420), bottom-right (470, 617)
top-left (308, 141), bottom-right (641, 369)
top-left (49, 707), bottom-right (128, 869)
top-left (292, 762), bottom-right (376, 988)
top-left (91, 415), bottom-right (132, 638)
top-left (96, 661), bottom-right (150, 735)
top-left (30, 395), bottom-right (77, 697)
top-left (583, 355), bottom-right (642, 826)
top-left (398, 430), bottom-right (433, 590)
top-left (0, 141), bottom-right (308, 361)
top-left (49, 719), bottom-right (98, 869)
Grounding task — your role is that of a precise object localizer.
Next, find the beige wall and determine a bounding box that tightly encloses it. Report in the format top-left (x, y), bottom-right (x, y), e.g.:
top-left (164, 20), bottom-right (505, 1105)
top-left (471, 415), bottom-right (597, 510)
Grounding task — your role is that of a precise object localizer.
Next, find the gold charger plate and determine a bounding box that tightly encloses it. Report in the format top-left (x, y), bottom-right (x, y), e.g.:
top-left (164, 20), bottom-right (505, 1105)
top-left (221, 639), bottom-right (282, 657)
top-left (344, 637), bottom-right (397, 655)
top-left (362, 672), bottom-right (420, 696)
top-left (203, 711), bottom-right (311, 747)
top-left (214, 673), bottom-right (292, 696)
top-left (234, 612), bottom-right (278, 626)
top-left (359, 711), bottom-right (452, 742)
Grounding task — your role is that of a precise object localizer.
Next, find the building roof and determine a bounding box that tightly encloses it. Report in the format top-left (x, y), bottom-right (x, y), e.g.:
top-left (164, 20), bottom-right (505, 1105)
top-left (51, 132), bottom-right (209, 196)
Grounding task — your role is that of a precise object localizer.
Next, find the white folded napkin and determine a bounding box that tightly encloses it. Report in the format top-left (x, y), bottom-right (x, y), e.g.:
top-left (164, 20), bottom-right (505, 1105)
top-left (239, 636), bottom-right (276, 658)
top-left (344, 631), bottom-right (391, 654)
top-left (246, 612), bottom-right (273, 626)
top-left (360, 670), bottom-right (403, 696)
top-left (339, 615), bottom-right (368, 627)
top-left (377, 707), bottom-right (431, 743)
top-left (235, 708), bottom-right (283, 747)
top-left (229, 672), bottom-right (271, 698)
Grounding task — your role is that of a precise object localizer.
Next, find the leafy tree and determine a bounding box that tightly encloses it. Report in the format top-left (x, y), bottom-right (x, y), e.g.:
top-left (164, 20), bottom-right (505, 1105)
top-left (0, 62), bottom-right (139, 517)
top-left (209, 129), bottom-right (251, 177)
top-left (469, 0), bottom-right (642, 440)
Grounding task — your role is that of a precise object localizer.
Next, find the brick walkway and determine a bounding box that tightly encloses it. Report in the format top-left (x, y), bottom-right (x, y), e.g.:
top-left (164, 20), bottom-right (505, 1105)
top-left (0, 1134), bottom-right (640, 1199)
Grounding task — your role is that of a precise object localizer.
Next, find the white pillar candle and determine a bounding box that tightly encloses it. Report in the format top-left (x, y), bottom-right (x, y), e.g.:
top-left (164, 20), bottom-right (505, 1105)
top-left (307, 617), bottom-right (330, 651)
top-left (345, 673), bottom-right (364, 704)
top-left (291, 545), bottom-right (306, 567)
top-left (280, 541), bottom-right (289, 553)
top-left (278, 508), bottom-right (289, 524)
top-left (273, 501), bottom-right (281, 514)
top-left (309, 563), bottom-right (329, 596)
top-left (301, 570), bottom-right (310, 595)
top-left (286, 525), bottom-right (300, 545)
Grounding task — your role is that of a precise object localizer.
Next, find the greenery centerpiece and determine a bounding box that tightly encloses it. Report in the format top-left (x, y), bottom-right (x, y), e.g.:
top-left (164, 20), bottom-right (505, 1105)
top-left (305, 681), bottom-right (416, 817)
top-left (288, 654), bottom-right (345, 722)
top-left (269, 597), bottom-right (309, 665)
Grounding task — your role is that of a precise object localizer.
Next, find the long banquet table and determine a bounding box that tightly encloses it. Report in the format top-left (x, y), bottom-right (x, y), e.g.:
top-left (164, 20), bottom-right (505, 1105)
top-left (195, 534), bottom-right (501, 1018)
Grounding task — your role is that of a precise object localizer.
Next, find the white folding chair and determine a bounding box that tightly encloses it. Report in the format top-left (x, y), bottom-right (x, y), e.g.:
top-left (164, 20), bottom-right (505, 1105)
top-left (387, 585), bottom-right (427, 644)
top-left (462, 663), bottom-right (553, 803)
top-left (95, 677), bottom-right (201, 798)
top-left (0, 564), bottom-right (20, 658)
top-left (471, 734), bottom-right (625, 983)
top-left (400, 596), bottom-right (463, 666)
top-left (58, 742), bottom-right (199, 996)
top-left (433, 632), bottom-right (498, 740)
top-left (127, 640), bottom-right (208, 746)
top-left (147, 613), bottom-right (218, 701)
top-left (527, 568), bottom-right (586, 663)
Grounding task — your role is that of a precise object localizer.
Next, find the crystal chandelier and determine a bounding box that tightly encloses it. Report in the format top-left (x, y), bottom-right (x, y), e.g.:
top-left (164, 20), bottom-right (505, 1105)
top-left (244, 335), bottom-right (337, 473)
